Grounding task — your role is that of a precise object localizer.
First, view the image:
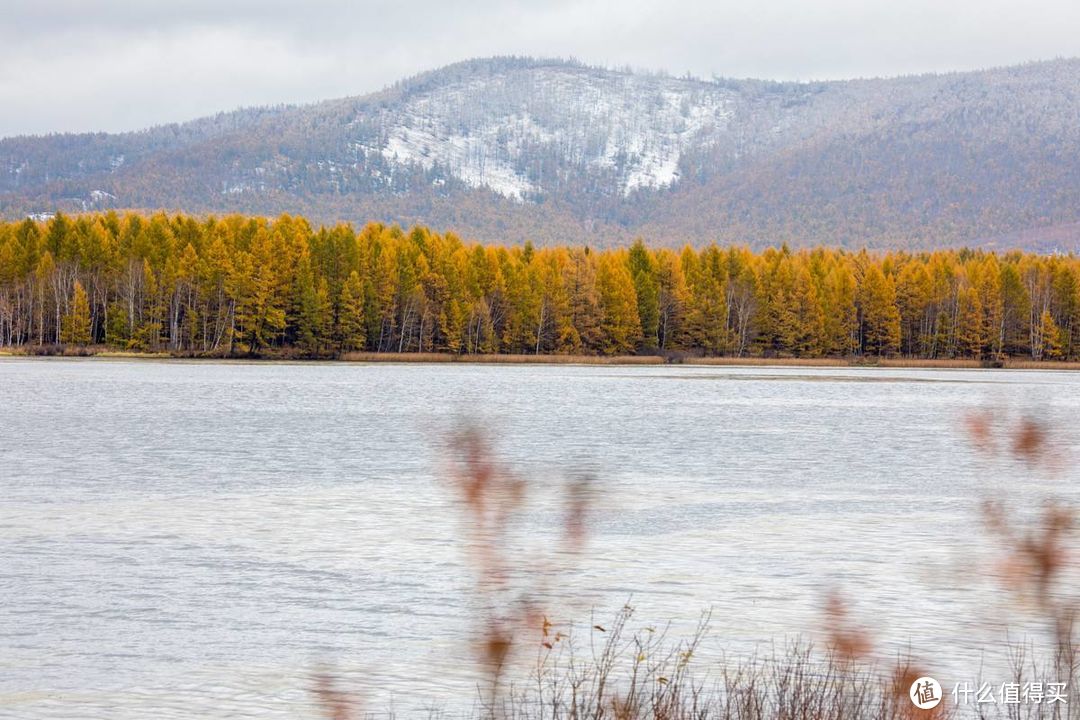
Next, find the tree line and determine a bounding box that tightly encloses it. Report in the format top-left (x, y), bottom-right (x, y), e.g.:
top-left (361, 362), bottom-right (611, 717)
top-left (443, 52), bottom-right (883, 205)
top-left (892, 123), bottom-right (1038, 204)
top-left (0, 211), bottom-right (1077, 360)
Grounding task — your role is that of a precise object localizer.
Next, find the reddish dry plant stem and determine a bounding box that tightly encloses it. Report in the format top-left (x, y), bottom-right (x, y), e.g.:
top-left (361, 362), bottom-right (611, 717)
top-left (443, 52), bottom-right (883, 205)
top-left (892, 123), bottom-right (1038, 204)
top-left (968, 414), bottom-right (1073, 611)
top-left (968, 412), bottom-right (1079, 711)
top-left (1012, 417), bottom-right (1048, 462)
top-left (312, 673), bottom-right (358, 720)
top-left (982, 500), bottom-right (1072, 601)
top-left (823, 592), bottom-right (873, 662)
top-left (448, 426), bottom-right (593, 714)
top-left (964, 410), bottom-right (1061, 471)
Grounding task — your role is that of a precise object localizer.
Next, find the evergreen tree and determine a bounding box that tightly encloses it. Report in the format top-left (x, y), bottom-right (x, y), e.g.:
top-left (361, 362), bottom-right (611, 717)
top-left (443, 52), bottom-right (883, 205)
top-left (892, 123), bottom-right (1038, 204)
top-left (791, 265), bottom-right (824, 356)
top-left (298, 274), bottom-right (333, 355)
top-left (1035, 309), bottom-right (1062, 360)
top-left (566, 249), bottom-right (602, 352)
top-left (859, 266), bottom-right (900, 356)
top-left (822, 263), bottom-right (858, 356)
top-left (654, 249), bottom-right (687, 350)
top-left (956, 286), bottom-right (984, 358)
top-left (627, 239), bottom-right (660, 349)
top-left (61, 280), bottom-right (92, 345)
top-left (896, 262), bottom-right (931, 356)
top-left (595, 253), bottom-right (641, 355)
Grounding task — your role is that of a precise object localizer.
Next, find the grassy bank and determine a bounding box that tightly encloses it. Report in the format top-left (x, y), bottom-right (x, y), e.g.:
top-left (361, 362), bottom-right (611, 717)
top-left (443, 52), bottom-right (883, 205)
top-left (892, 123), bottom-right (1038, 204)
top-left (5, 345), bottom-right (1080, 370)
top-left (339, 351), bottom-right (664, 364)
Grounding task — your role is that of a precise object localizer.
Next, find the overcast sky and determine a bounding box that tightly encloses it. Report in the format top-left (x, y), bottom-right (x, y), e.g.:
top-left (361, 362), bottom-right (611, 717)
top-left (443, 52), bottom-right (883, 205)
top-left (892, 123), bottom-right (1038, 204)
top-left (3, 0), bottom-right (1079, 138)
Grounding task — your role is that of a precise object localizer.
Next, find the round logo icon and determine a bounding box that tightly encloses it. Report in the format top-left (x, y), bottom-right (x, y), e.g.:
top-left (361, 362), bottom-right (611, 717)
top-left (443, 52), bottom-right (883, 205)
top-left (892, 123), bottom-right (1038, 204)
top-left (910, 676), bottom-right (942, 710)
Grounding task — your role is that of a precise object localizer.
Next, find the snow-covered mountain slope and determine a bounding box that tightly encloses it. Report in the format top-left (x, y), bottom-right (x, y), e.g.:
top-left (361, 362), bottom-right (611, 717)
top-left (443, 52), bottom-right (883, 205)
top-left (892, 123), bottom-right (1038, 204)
top-left (363, 65), bottom-right (736, 200)
top-left (3, 56), bottom-right (1080, 250)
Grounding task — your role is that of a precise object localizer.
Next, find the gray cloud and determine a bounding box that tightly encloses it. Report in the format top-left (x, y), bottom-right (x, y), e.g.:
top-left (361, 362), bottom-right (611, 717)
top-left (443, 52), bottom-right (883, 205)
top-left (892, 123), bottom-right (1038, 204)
top-left (2, 0), bottom-right (1079, 137)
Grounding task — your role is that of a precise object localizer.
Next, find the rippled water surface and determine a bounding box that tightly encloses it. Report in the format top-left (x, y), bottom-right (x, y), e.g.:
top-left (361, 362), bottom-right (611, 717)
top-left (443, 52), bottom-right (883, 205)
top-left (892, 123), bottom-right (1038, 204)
top-left (2, 359), bottom-right (1079, 718)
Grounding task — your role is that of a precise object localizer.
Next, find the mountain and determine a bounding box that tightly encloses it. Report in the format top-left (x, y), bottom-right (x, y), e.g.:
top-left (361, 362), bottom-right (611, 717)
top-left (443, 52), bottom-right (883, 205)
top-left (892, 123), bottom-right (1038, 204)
top-left (3, 56), bottom-right (1080, 250)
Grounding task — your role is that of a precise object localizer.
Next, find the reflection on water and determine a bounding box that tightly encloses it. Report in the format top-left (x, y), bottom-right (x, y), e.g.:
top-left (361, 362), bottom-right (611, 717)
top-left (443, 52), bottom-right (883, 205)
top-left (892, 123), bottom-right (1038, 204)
top-left (1, 359), bottom-right (1078, 718)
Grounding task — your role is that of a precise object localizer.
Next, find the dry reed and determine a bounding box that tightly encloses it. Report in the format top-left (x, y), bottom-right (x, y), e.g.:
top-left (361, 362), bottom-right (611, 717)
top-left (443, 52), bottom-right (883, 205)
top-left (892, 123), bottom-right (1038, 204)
top-left (309, 409), bottom-right (1079, 719)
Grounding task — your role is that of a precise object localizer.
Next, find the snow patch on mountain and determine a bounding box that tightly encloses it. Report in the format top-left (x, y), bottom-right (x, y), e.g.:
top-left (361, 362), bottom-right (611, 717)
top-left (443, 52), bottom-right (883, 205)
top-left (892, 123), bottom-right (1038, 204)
top-left (364, 66), bottom-right (736, 200)
top-left (383, 122), bottom-right (541, 200)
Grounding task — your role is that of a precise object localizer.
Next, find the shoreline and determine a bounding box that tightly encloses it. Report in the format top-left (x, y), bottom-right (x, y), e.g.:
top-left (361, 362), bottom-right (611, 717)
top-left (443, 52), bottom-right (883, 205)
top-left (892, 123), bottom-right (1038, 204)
top-left (3, 347), bottom-right (1080, 370)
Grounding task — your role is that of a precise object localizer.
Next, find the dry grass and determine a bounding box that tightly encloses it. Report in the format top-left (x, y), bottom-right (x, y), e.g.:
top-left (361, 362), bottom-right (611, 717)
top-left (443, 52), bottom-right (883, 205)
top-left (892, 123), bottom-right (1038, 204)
top-left (684, 356), bottom-right (848, 367)
top-left (690, 356), bottom-right (1080, 370)
top-left (1000, 359), bottom-right (1080, 371)
top-left (308, 416), bottom-right (1080, 719)
top-left (496, 613), bottom-right (964, 720)
top-left (9, 344), bottom-right (1080, 369)
top-left (314, 613), bottom-right (1077, 719)
top-left (0, 343), bottom-right (170, 358)
top-left (873, 357), bottom-right (987, 368)
top-left (340, 352), bottom-right (664, 365)
top-left (92, 350), bottom-right (173, 358)
top-left (876, 357), bottom-right (1080, 370)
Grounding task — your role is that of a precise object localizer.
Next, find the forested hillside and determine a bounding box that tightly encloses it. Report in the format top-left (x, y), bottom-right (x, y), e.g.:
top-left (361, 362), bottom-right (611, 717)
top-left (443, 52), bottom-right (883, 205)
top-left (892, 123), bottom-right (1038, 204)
top-left (2, 57), bottom-right (1079, 250)
top-left (1, 212), bottom-right (1077, 360)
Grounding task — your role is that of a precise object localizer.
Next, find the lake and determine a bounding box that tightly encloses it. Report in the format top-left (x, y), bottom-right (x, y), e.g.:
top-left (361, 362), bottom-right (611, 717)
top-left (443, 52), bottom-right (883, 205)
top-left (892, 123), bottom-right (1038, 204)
top-left (1, 359), bottom-right (1078, 718)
